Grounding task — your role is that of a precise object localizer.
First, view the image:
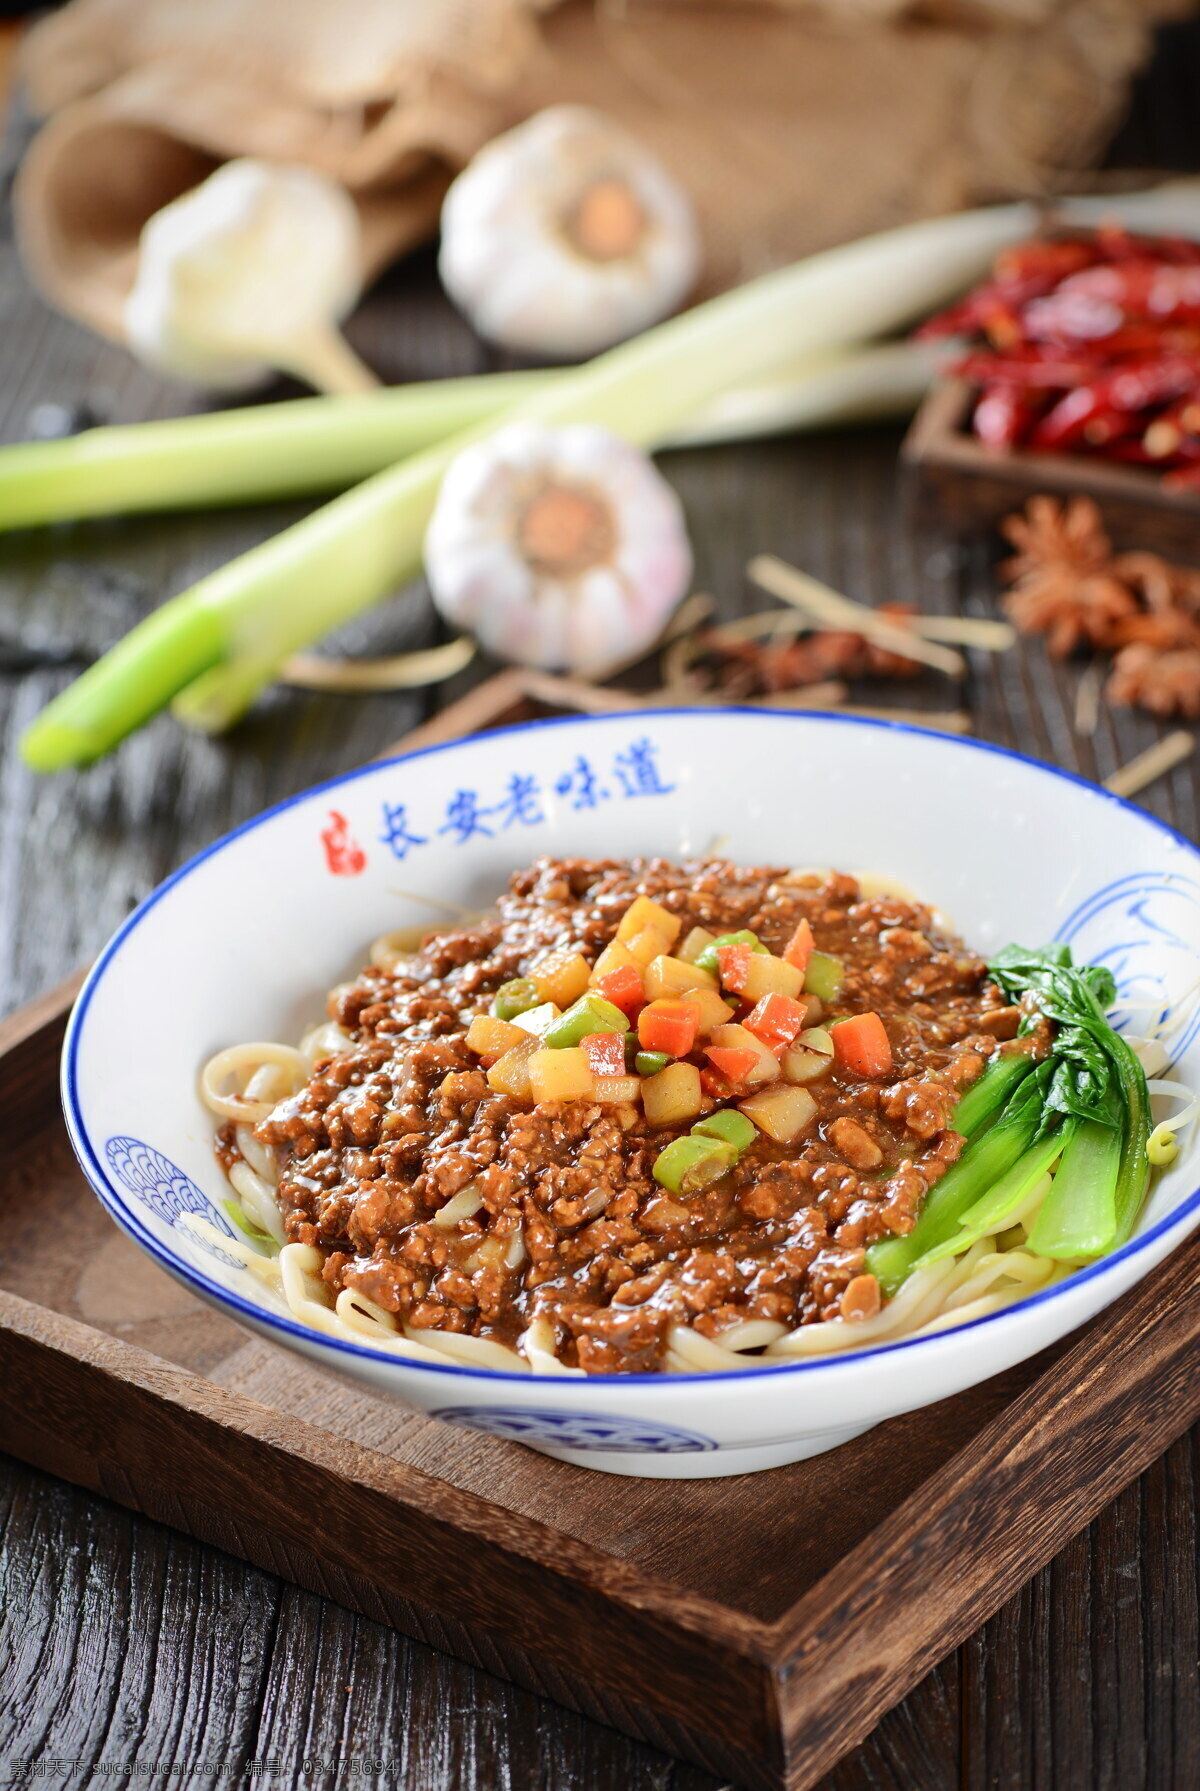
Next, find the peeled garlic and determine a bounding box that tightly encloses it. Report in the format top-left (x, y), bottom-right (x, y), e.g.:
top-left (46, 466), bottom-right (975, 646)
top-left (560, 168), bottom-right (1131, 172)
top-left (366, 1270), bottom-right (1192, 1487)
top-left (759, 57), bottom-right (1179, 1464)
top-left (438, 106), bottom-right (701, 359)
top-left (424, 421), bottom-right (692, 678)
top-left (124, 158), bottom-right (377, 394)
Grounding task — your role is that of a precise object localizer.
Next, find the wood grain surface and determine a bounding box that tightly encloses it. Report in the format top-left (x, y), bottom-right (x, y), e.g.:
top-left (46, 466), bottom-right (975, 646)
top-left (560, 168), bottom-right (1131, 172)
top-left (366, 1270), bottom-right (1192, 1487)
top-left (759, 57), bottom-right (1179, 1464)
top-left (3, 30), bottom-right (1200, 1791)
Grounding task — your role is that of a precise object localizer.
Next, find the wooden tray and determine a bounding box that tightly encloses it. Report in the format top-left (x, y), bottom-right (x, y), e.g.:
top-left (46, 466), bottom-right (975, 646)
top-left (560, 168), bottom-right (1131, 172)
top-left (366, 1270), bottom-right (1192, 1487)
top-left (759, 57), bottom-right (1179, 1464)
top-left (6, 680), bottom-right (1200, 1790)
top-left (902, 376), bottom-right (1200, 556)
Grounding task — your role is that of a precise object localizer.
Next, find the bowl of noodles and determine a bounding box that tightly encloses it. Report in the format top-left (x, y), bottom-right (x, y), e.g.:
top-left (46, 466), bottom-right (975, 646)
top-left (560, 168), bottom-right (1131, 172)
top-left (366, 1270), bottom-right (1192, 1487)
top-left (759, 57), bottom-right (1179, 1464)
top-left (63, 709), bottom-right (1200, 1477)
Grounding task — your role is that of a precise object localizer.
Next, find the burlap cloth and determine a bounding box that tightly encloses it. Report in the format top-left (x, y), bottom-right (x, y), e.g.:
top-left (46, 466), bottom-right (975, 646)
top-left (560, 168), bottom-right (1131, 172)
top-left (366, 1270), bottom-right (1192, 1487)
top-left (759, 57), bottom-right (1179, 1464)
top-left (12, 0), bottom-right (1189, 345)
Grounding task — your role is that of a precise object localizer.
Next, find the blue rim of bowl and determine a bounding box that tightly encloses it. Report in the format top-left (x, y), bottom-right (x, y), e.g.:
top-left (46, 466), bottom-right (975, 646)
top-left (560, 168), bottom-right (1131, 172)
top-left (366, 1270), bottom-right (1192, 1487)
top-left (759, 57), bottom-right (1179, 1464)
top-left (62, 706), bottom-right (1200, 1388)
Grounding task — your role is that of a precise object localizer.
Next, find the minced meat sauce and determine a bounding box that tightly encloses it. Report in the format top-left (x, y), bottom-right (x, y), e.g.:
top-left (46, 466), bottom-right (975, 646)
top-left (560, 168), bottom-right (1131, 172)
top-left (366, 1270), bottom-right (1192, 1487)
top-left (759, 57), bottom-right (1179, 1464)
top-left (243, 858), bottom-right (1030, 1374)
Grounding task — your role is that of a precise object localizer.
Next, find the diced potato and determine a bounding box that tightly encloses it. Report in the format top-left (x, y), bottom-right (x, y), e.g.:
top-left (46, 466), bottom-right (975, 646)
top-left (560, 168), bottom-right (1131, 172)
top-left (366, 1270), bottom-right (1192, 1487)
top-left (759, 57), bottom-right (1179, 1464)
top-left (531, 949), bottom-right (592, 1007)
top-left (643, 954), bottom-right (719, 1001)
top-left (465, 1014), bottom-right (529, 1064)
top-left (687, 985), bottom-right (736, 1034)
top-left (625, 924), bottom-right (675, 969)
top-left (616, 896), bottom-right (682, 949)
top-left (641, 1061), bottom-right (703, 1127)
top-left (677, 925), bottom-right (716, 965)
top-left (528, 1046), bottom-right (595, 1104)
top-left (739, 953), bottom-right (804, 1003)
top-left (739, 1083), bottom-right (818, 1143)
top-left (590, 939), bottom-right (640, 982)
top-left (708, 1022), bottom-right (781, 1085)
top-left (592, 1074), bottom-right (643, 1105)
top-left (486, 1034), bottom-right (538, 1098)
top-left (511, 1001), bottom-right (561, 1036)
top-left (780, 1043), bottom-right (834, 1084)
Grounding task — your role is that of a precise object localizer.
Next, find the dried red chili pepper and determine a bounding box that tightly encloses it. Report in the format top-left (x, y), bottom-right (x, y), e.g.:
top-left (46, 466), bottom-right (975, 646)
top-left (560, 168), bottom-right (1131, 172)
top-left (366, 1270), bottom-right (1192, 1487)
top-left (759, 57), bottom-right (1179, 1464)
top-left (973, 383), bottom-right (1042, 448)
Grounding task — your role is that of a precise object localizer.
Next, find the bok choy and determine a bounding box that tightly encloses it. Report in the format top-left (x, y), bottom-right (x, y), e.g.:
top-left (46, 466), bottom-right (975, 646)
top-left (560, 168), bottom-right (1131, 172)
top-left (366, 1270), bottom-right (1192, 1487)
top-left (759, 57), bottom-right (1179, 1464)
top-left (867, 944), bottom-right (1152, 1296)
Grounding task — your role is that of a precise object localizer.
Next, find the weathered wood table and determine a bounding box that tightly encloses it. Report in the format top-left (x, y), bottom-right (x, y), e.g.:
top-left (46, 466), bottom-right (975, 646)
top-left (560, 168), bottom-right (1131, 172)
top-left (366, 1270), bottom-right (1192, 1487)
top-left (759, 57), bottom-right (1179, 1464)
top-left (3, 35), bottom-right (1200, 1790)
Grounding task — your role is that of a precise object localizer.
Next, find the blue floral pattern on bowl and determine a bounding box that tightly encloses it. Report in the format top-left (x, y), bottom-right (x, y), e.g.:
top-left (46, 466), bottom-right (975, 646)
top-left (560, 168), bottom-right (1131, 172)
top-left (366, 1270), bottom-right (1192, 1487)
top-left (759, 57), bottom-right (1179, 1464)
top-left (1059, 870), bottom-right (1200, 1060)
top-left (104, 1135), bottom-right (241, 1268)
top-left (431, 1406), bottom-right (717, 1452)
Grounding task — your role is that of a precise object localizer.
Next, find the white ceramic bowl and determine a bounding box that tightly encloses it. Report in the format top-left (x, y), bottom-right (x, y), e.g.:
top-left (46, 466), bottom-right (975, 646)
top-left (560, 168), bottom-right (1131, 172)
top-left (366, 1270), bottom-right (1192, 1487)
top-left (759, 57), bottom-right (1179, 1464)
top-left (64, 710), bottom-right (1200, 1478)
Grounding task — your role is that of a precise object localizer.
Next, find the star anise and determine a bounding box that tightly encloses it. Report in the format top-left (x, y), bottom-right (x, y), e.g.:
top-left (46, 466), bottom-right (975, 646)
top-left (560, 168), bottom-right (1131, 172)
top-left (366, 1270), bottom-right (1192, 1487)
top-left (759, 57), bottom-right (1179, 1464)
top-left (1003, 566), bottom-right (1139, 657)
top-left (1107, 643), bottom-right (1200, 718)
top-left (1000, 494), bottom-right (1114, 582)
top-left (999, 495), bottom-right (1140, 655)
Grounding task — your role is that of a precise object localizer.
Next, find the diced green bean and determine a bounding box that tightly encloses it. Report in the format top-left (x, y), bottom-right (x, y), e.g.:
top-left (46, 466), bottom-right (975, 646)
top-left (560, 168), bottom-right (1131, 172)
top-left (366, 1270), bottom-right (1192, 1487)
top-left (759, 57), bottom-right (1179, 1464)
top-left (693, 1109), bottom-right (756, 1152)
top-left (635, 1049), bottom-right (672, 1076)
top-left (693, 930), bottom-right (763, 976)
top-left (542, 994), bottom-right (629, 1049)
top-left (492, 978), bottom-right (540, 1022)
top-left (652, 1135), bottom-right (737, 1195)
top-left (1029, 1118), bottom-right (1122, 1260)
top-left (951, 1052), bottom-right (1035, 1139)
top-left (803, 951), bottom-right (844, 1003)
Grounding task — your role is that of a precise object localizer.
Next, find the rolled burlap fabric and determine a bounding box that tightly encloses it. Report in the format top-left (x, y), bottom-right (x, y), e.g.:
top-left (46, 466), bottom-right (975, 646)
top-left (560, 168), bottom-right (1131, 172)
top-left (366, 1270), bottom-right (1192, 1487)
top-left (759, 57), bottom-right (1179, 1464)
top-left (12, 0), bottom-right (1187, 346)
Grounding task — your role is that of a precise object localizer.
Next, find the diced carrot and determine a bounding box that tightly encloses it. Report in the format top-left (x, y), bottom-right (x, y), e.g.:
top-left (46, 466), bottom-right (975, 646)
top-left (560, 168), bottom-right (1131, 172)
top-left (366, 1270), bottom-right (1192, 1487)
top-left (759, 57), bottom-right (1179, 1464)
top-left (716, 941), bottom-right (753, 992)
top-left (700, 1067), bottom-right (737, 1102)
top-left (593, 965), bottom-right (645, 1022)
top-left (580, 1031), bottom-right (626, 1077)
top-left (831, 1011), bottom-right (893, 1078)
top-left (705, 1044), bottom-right (760, 1082)
top-left (783, 918), bottom-right (814, 973)
top-left (743, 992), bottom-right (807, 1053)
top-left (638, 999), bottom-right (701, 1058)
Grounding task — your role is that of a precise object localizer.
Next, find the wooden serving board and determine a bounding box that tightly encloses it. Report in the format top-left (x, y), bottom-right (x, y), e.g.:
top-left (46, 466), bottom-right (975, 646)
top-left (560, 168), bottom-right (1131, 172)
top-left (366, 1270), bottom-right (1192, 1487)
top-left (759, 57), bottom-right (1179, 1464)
top-left (5, 682), bottom-right (1200, 1790)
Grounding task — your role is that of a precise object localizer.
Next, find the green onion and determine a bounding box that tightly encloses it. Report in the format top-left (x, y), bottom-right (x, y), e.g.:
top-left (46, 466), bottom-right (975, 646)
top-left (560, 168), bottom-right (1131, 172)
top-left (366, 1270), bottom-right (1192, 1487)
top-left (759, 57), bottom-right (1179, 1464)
top-left (803, 952), bottom-right (844, 1003)
top-left (21, 201), bottom-right (1059, 768)
top-left (635, 1049), bottom-right (672, 1077)
top-left (492, 978), bottom-right (541, 1022)
top-left (951, 1053), bottom-right (1035, 1139)
top-left (693, 1109), bottom-right (757, 1152)
top-left (1027, 1119), bottom-right (1122, 1261)
top-left (911, 1124), bottom-right (1072, 1270)
top-left (652, 1135), bottom-right (737, 1195)
top-left (542, 994), bottom-right (628, 1049)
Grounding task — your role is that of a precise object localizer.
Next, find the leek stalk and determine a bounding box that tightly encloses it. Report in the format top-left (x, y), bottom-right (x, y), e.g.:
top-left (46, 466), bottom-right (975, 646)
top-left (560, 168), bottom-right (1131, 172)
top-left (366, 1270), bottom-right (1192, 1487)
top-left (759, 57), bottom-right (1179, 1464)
top-left (24, 181), bottom-right (1200, 767)
top-left (20, 202), bottom-right (1047, 768)
top-left (0, 344), bottom-right (936, 534)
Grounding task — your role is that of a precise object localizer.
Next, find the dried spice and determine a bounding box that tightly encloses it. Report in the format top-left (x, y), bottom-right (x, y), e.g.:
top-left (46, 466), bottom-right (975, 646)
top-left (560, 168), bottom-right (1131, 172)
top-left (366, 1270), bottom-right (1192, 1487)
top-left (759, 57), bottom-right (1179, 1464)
top-left (998, 494), bottom-right (1200, 719)
top-left (691, 607), bottom-right (922, 697)
top-left (918, 227), bottom-right (1200, 477)
top-left (999, 496), bottom-right (1139, 656)
top-left (1107, 645), bottom-right (1200, 718)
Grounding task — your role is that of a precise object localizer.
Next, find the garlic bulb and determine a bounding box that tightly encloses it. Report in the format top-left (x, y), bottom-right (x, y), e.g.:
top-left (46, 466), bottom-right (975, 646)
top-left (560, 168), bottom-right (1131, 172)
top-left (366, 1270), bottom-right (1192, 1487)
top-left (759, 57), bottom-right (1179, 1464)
top-left (124, 159), bottom-right (377, 394)
top-left (424, 421), bottom-right (693, 678)
top-left (438, 106), bottom-right (701, 359)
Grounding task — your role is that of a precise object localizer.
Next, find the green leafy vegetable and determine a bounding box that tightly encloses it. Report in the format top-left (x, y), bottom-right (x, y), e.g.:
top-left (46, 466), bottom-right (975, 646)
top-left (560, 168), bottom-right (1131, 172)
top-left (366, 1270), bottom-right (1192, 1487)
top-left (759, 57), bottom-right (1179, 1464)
top-left (868, 942), bottom-right (1152, 1297)
top-left (951, 1052), bottom-right (1034, 1139)
top-left (868, 1064), bottom-right (1049, 1295)
top-left (989, 944), bottom-right (1150, 1248)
